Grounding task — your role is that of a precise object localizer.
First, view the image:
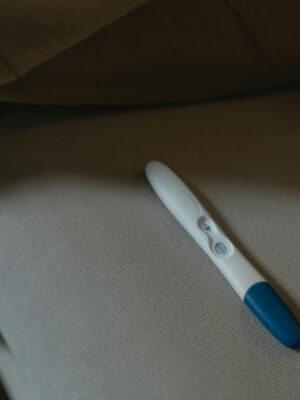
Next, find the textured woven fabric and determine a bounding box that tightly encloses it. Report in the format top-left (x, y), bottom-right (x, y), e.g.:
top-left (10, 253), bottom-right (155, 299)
top-left (0, 0), bottom-right (147, 86)
top-left (0, 345), bottom-right (33, 400)
top-left (0, 0), bottom-right (300, 105)
top-left (0, 381), bottom-right (9, 400)
top-left (0, 89), bottom-right (300, 399)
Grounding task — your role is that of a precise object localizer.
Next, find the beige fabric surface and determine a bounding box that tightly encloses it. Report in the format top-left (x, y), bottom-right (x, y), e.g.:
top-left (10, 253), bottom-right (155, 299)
top-left (0, 0), bottom-right (147, 86)
top-left (0, 0), bottom-right (300, 105)
top-left (0, 89), bottom-right (300, 399)
top-left (0, 345), bottom-right (33, 400)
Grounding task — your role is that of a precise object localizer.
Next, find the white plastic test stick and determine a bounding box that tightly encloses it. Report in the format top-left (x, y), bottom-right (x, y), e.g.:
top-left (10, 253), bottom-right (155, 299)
top-left (145, 161), bottom-right (300, 348)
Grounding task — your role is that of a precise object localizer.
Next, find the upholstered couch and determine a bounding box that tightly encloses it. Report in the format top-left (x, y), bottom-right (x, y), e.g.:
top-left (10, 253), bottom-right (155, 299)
top-left (0, 2), bottom-right (300, 399)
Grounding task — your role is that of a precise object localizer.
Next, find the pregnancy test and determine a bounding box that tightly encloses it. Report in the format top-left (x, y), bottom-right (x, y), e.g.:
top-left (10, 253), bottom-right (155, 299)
top-left (145, 161), bottom-right (300, 348)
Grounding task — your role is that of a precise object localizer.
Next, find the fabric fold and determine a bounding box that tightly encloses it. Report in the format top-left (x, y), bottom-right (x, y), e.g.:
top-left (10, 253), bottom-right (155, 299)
top-left (0, 0), bottom-right (148, 86)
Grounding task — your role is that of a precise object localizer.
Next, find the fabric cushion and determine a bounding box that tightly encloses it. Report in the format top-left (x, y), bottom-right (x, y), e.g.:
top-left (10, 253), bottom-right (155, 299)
top-left (0, 89), bottom-right (300, 399)
top-left (0, 0), bottom-right (299, 105)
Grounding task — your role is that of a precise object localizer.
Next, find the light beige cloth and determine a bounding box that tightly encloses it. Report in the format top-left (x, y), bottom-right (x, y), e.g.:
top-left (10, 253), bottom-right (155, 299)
top-left (0, 89), bottom-right (299, 399)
